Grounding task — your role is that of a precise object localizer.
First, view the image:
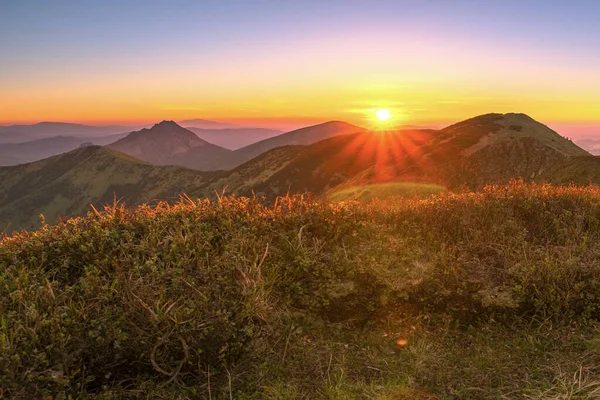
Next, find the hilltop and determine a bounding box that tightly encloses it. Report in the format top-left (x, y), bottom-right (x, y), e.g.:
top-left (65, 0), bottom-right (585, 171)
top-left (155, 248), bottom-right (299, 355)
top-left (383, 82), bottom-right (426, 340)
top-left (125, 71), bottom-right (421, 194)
top-left (108, 121), bottom-right (231, 168)
top-left (2, 182), bottom-right (600, 398)
top-left (1, 113), bottom-right (597, 232)
top-left (216, 113), bottom-right (592, 198)
top-left (0, 146), bottom-right (213, 231)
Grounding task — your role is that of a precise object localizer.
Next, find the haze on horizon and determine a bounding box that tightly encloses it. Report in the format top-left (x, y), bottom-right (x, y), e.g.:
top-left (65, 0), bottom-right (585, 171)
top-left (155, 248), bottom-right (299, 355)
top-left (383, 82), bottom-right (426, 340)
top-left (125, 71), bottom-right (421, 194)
top-left (1, 0), bottom-right (599, 134)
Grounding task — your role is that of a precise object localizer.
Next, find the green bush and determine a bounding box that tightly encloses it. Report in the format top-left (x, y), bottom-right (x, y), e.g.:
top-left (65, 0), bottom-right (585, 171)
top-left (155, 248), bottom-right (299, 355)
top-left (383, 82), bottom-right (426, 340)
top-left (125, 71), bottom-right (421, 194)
top-left (2, 181), bottom-right (600, 397)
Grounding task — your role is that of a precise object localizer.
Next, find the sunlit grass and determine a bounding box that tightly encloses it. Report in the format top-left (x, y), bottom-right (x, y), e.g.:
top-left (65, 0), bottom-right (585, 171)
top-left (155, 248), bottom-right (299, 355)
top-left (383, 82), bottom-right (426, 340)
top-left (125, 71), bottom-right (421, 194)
top-left (328, 181), bottom-right (446, 202)
top-left (2, 181), bottom-right (600, 398)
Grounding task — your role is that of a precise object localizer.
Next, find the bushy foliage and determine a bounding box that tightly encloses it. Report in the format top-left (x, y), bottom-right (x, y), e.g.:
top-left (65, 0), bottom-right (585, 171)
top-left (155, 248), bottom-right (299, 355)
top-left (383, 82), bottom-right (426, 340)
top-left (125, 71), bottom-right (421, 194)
top-left (2, 181), bottom-right (600, 398)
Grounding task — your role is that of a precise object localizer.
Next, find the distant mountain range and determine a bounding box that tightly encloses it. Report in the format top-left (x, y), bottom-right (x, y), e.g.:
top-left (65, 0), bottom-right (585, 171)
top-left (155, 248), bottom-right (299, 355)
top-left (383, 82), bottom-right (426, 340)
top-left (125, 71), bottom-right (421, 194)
top-left (197, 121), bottom-right (366, 170)
top-left (1, 113), bottom-right (598, 232)
top-left (107, 120), bottom-right (365, 171)
top-left (177, 118), bottom-right (244, 129)
top-left (0, 120), bottom-right (290, 166)
top-left (186, 127), bottom-right (283, 150)
top-left (573, 138), bottom-right (600, 155)
top-left (0, 122), bottom-right (140, 144)
top-left (0, 133), bottom-right (129, 166)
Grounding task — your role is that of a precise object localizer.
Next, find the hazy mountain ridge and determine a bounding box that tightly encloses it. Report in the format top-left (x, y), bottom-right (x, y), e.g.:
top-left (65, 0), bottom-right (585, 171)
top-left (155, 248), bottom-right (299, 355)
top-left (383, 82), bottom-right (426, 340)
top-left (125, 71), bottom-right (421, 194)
top-left (178, 118), bottom-right (243, 129)
top-left (0, 122), bottom-right (141, 144)
top-left (0, 133), bottom-right (130, 166)
top-left (108, 120), bottom-right (232, 167)
top-left (574, 138), bottom-right (600, 155)
top-left (197, 120), bottom-right (366, 170)
top-left (1, 112), bottom-right (597, 232)
top-left (186, 127), bottom-right (283, 150)
top-left (219, 113), bottom-right (593, 198)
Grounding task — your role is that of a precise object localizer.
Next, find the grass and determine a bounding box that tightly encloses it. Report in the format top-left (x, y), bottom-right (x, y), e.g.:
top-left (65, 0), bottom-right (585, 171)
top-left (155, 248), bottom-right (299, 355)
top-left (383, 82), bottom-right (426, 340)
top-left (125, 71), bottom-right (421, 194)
top-left (328, 181), bottom-right (446, 202)
top-left (2, 181), bottom-right (600, 398)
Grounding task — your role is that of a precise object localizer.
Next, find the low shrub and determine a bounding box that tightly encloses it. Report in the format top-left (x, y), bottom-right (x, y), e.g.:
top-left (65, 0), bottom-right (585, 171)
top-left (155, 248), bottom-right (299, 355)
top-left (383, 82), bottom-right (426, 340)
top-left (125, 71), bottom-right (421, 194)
top-left (2, 181), bottom-right (600, 397)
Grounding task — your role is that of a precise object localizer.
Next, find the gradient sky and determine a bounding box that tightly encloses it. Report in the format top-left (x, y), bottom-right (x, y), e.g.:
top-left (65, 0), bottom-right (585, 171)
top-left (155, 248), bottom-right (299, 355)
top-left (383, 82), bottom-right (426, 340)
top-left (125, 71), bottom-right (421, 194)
top-left (1, 0), bottom-right (599, 132)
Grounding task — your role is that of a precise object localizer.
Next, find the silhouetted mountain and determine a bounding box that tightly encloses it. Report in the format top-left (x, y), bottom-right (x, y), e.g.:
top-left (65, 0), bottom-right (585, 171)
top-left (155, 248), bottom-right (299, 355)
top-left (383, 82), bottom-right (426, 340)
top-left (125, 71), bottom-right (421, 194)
top-left (0, 133), bottom-right (130, 166)
top-left (199, 121), bottom-right (366, 170)
top-left (0, 122), bottom-right (139, 144)
top-left (209, 113), bottom-right (591, 197)
top-left (107, 121), bottom-right (231, 168)
top-left (2, 113), bottom-right (596, 232)
top-left (186, 127), bottom-right (283, 149)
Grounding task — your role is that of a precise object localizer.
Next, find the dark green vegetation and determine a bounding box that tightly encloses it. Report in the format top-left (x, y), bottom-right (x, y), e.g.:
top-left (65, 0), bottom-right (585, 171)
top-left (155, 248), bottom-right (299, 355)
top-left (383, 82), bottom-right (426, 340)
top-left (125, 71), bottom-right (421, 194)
top-left (2, 113), bottom-right (600, 233)
top-left (2, 182), bottom-right (600, 399)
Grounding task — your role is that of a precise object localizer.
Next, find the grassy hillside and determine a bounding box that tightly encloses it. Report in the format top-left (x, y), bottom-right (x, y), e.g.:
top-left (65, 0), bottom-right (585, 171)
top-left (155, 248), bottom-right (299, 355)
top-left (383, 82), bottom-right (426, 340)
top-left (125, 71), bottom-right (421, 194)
top-left (0, 113), bottom-right (595, 233)
top-left (228, 114), bottom-right (591, 198)
top-left (0, 146), bottom-right (215, 231)
top-left (328, 182), bottom-right (446, 202)
top-left (2, 181), bottom-right (600, 399)
top-left (201, 121), bottom-right (365, 170)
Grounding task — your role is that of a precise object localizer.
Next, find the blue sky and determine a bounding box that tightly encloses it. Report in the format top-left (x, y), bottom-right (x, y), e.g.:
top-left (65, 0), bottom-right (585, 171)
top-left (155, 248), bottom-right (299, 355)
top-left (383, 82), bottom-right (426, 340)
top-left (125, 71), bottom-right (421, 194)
top-left (1, 0), bottom-right (599, 128)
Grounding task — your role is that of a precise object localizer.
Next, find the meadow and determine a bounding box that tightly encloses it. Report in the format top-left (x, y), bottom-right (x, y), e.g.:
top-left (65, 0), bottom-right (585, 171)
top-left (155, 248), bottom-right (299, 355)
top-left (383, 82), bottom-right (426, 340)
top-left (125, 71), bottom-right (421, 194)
top-left (1, 181), bottom-right (600, 399)
top-left (328, 182), bottom-right (447, 202)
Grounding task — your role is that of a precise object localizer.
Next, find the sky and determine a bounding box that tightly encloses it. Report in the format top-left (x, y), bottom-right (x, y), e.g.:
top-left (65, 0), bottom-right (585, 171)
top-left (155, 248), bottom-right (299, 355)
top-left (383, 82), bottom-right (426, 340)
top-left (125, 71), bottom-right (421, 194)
top-left (1, 0), bottom-right (599, 133)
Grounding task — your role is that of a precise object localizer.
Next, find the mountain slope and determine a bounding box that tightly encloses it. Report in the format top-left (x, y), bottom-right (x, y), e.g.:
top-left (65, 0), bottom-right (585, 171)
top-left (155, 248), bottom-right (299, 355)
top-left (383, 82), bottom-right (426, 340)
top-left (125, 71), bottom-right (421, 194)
top-left (0, 122), bottom-right (137, 144)
top-left (108, 121), bottom-right (232, 168)
top-left (0, 146), bottom-right (213, 231)
top-left (214, 113), bottom-right (592, 198)
top-left (2, 113), bottom-right (594, 232)
top-left (539, 156), bottom-right (600, 185)
top-left (201, 121), bottom-right (366, 170)
top-left (0, 133), bottom-right (130, 166)
top-left (435, 113), bottom-right (589, 157)
top-left (186, 127), bottom-right (283, 149)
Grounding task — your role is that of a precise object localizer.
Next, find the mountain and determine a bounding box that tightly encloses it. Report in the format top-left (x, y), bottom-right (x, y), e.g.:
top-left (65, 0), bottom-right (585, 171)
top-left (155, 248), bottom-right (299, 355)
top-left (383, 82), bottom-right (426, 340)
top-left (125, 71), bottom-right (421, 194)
top-left (186, 127), bottom-right (283, 150)
top-left (107, 121), bottom-right (231, 168)
top-left (0, 146), bottom-right (213, 231)
top-left (2, 113), bottom-right (595, 233)
top-left (208, 113), bottom-right (592, 198)
top-left (0, 133), bottom-right (130, 166)
top-left (0, 122), bottom-right (138, 144)
top-left (199, 121), bottom-right (366, 170)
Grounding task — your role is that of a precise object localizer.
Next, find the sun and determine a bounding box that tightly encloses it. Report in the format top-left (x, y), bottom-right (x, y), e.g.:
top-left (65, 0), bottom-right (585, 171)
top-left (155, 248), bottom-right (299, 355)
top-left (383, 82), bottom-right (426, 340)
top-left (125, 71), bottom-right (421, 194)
top-left (375, 109), bottom-right (391, 121)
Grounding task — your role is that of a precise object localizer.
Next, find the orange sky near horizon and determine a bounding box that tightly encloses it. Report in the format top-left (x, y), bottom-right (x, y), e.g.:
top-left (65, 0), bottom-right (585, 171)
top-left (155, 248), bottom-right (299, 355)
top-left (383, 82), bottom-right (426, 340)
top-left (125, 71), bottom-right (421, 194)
top-left (2, 44), bottom-right (599, 130)
top-left (2, 2), bottom-right (599, 133)
top-left (2, 70), bottom-right (599, 130)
